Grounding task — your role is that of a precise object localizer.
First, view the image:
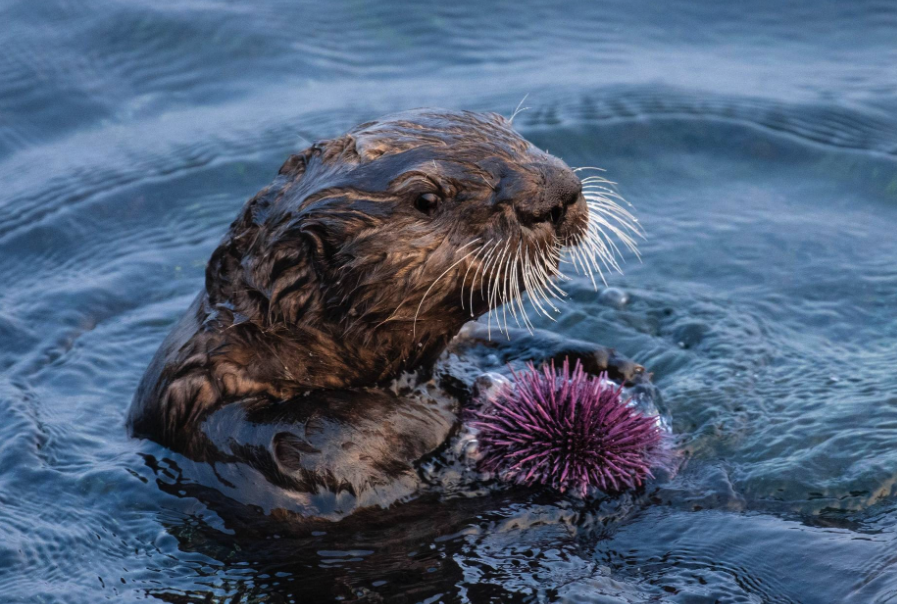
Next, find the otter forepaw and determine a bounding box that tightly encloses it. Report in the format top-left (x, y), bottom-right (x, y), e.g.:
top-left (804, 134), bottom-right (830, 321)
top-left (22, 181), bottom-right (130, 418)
top-left (551, 348), bottom-right (647, 385)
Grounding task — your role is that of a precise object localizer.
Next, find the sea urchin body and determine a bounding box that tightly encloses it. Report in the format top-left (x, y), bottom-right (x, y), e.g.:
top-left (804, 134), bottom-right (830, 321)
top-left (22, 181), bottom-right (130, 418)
top-left (469, 358), bottom-right (664, 497)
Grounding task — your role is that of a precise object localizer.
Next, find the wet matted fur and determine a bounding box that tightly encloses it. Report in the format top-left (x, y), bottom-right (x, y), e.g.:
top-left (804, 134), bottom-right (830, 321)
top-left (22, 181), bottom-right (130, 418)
top-left (129, 109), bottom-right (642, 505)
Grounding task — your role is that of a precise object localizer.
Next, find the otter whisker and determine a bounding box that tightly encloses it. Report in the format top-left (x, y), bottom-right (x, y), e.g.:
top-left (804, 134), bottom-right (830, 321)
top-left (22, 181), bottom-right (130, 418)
top-left (566, 237), bottom-right (599, 289)
top-left (540, 253), bottom-right (563, 295)
top-left (503, 243), bottom-right (519, 335)
top-left (583, 217), bottom-right (629, 269)
top-left (466, 241), bottom-right (492, 311)
top-left (578, 233), bottom-right (619, 284)
top-left (582, 178), bottom-right (637, 210)
top-left (583, 200), bottom-right (642, 258)
top-left (509, 243), bottom-right (532, 332)
top-left (536, 244), bottom-right (569, 300)
top-left (498, 244), bottom-right (510, 334)
top-left (581, 182), bottom-right (640, 215)
top-left (571, 238), bottom-right (607, 290)
top-left (580, 174), bottom-right (614, 183)
top-left (412, 238), bottom-right (481, 338)
top-left (580, 174), bottom-right (618, 184)
top-left (549, 239), bottom-right (569, 285)
top-left (581, 179), bottom-right (621, 191)
top-left (511, 245), bottom-right (525, 330)
top-left (529, 245), bottom-right (564, 313)
top-left (491, 240), bottom-right (513, 337)
top-left (583, 192), bottom-right (642, 230)
top-left (513, 241), bottom-right (533, 333)
top-left (476, 241), bottom-right (501, 299)
top-left (479, 240), bottom-right (506, 338)
top-left (509, 93), bottom-right (530, 124)
top-left (471, 240), bottom-right (500, 315)
top-left (583, 188), bottom-right (632, 209)
top-left (484, 240), bottom-right (506, 339)
top-left (460, 239), bottom-right (492, 314)
top-left (583, 208), bottom-right (643, 244)
top-left (575, 245), bottom-right (600, 289)
top-left (498, 241), bottom-right (513, 333)
top-left (522, 252), bottom-right (541, 316)
top-left (585, 202), bottom-right (644, 244)
top-left (563, 232), bottom-right (587, 275)
top-left (543, 238), bottom-right (568, 280)
top-left (503, 244), bottom-right (521, 330)
top-left (495, 240), bottom-right (513, 337)
top-left (522, 243), bottom-right (556, 321)
top-left (508, 243), bottom-right (526, 331)
top-left (583, 221), bottom-right (626, 272)
top-left (536, 252), bottom-right (563, 312)
top-left (458, 244), bottom-right (476, 313)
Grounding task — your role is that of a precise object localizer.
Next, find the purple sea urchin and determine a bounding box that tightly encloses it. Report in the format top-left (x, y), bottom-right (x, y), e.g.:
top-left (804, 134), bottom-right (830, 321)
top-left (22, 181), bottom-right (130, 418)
top-left (469, 359), bottom-right (665, 497)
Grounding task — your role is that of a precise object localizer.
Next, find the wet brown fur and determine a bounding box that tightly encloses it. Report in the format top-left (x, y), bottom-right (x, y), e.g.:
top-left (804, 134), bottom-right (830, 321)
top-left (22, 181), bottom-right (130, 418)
top-left (129, 109), bottom-right (590, 459)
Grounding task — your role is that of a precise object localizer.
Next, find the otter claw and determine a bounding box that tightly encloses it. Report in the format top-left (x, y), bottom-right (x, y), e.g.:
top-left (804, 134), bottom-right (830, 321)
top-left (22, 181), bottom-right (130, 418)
top-left (571, 349), bottom-right (649, 385)
top-left (606, 355), bottom-right (645, 384)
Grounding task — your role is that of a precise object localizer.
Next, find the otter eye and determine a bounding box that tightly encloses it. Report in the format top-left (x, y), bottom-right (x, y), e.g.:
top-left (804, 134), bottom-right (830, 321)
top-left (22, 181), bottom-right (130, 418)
top-left (414, 192), bottom-right (441, 216)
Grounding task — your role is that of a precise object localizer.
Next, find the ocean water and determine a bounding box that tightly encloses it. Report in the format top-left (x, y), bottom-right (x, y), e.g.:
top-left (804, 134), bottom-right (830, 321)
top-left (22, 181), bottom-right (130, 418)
top-left (1, 0), bottom-right (897, 602)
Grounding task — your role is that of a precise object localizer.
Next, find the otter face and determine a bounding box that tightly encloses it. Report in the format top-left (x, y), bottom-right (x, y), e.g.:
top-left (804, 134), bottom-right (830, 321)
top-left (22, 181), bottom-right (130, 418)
top-left (213, 109), bottom-right (639, 354)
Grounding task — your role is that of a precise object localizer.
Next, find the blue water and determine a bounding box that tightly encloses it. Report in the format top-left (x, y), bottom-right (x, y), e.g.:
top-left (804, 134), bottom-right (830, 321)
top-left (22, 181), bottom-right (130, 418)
top-left (2, 1), bottom-right (897, 602)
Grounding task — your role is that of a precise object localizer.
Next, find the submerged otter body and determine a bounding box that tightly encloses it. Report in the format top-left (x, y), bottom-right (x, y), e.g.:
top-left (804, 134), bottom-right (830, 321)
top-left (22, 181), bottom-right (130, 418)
top-left (129, 109), bottom-right (644, 517)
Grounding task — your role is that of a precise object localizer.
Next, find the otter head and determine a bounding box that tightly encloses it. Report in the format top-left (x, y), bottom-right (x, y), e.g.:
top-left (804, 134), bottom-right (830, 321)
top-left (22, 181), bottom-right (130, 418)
top-left (205, 109), bottom-right (639, 385)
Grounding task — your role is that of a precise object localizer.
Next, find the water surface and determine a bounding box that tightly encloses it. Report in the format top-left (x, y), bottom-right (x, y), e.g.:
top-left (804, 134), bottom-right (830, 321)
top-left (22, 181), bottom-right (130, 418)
top-left (2, 1), bottom-right (897, 602)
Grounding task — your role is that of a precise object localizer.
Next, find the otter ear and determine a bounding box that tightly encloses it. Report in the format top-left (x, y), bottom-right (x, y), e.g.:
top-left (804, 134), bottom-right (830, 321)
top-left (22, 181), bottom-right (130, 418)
top-left (279, 136), bottom-right (360, 176)
top-left (353, 132), bottom-right (389, 161)
top-left (278, 146), bottom-right (317, 178)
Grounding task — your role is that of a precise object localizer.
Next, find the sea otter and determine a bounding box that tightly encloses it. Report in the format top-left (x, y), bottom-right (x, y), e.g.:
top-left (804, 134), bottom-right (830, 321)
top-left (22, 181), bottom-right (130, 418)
top-left (129, 109), bottom-right (645, 518)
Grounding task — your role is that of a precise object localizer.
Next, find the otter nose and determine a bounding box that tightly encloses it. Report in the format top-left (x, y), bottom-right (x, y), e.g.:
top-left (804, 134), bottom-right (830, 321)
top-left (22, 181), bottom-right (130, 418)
top-left (515, 163), bottom-right (582, 228)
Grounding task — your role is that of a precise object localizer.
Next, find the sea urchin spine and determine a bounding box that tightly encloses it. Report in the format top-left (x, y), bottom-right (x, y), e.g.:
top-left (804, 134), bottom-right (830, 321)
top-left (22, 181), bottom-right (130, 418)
top-left (468, 358), bottom-right (664, 497)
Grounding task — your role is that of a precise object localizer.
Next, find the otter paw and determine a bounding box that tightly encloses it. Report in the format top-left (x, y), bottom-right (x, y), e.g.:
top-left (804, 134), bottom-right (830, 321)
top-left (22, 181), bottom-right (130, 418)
top-left (569, 348), bottom-right (647, 385)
